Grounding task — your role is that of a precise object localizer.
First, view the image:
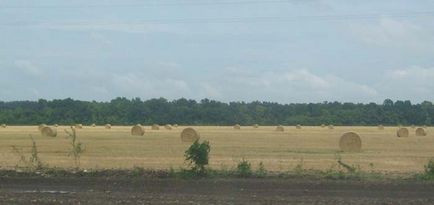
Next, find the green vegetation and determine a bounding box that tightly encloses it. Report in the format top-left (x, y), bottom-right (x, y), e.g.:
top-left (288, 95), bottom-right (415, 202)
top-left (256, 162), bottom-right (268, 178)
top-left (0, 98), bottom-right (432, 126)
top-left (11, 135), bottom-right (45, 171)
top-left (415, 159), bottom-right (434, 180)
top-left (236, 159), bottom-right (253, 177)
top-left (184, 140), bottom-right (210, 175)
top-left (65, 127), bottom-right (85, 168)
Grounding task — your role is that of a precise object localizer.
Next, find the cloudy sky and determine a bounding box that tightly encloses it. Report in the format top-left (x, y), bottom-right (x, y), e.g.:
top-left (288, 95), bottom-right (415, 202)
top-left (1, 0), bottom-right (434, 103)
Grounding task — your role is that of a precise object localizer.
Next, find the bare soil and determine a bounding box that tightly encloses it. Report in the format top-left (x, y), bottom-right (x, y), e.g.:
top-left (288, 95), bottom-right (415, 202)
top-left (1, 176), bottom-right (434, 204)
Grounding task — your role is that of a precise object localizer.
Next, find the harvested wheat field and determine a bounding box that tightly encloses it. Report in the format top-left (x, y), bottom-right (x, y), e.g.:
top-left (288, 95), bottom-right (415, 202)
top-left (0, 126), bottom-right (433, 173)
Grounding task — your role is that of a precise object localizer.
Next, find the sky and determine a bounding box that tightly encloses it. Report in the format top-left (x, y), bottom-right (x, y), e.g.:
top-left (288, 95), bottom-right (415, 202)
top-left (1, 0), bottom-right (434, 103)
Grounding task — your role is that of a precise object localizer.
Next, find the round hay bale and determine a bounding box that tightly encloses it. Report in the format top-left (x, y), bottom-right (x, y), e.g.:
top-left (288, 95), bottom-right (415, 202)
top-left (416, 128), bottom-right (427, 136)
top-left (105, 124), bottom-right (111, 129)
top-left (38, 124), bottom-right (47, 131)
top-left (296, 124), bottom-right (302, 129)
top-left (165, 124), bottom-right (172, 130)
top-left (328, 125), bottom-right (334, 129)
top-left (75, 124), bottom-right (83, 129)
top-left (234, 124), bottom-right (241, 130)
top-left (152, 124), bottom-right (160, 130)
top-left (339, 132), bottom-right (362, 152)
top-left (411, 125), bottom-right (416, 129)
top-left (253, 124), bottom-right (259, 128)
top-left (131, 125), bottom-right (145, 136)
top-left (173, 124), bottom-right (178, 128)
top-left (91, 123), bottom-right (96, 127)
top-left (397, 128), bottom-right (409, 137)
top-left (378, 125), bottom-right (384, 130)
top-left (54, 124), bottom-right (58, 127)
top-left (321, 124), bottom-right (326, 128)
top-left (1, 124), bottom-right (6, 128)
top-left (40, 126), bottom-right (57, 137)
top-left (276, 125), bottom-right (284, 132)
top-left (181, 128), bottom-right (200, 142)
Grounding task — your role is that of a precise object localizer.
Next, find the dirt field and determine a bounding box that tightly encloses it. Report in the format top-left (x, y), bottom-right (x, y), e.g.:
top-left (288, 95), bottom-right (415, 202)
top-left (0, 125), bottom-right (433, 173)
top-left (1, 176), bottom-right (434, 204)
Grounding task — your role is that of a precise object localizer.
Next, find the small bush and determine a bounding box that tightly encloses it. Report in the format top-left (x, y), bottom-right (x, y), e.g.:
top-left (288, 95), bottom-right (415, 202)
top-left (294, 158), bottom-right (305, 175)
top-left (132, 166), bottom-right (145, 177)
top-left (184, 140), bottom-right (210, 175)
top-left (425, 159), bottom-right (434, 175)
top-left (418, 159), bottom-right (434, 180)
top-left (237, 158), bottom-right (252, 177)
top-left (256, 162), bottom-right (267, 178)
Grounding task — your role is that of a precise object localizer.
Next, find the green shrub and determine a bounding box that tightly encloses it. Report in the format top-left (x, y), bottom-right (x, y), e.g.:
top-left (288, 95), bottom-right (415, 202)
top-left (420, 159), bottom-right (434, 180)
top-left (256, 162), bottom-right (267, 178)
top-left (237, 158), bottom-right (252, 177)
top-left (184, 140), bottom-right (210, 175)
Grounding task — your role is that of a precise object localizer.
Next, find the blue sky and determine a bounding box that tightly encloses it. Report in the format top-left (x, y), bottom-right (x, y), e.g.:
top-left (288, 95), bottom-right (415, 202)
top-left (1, 0), bottom-right (434, 103)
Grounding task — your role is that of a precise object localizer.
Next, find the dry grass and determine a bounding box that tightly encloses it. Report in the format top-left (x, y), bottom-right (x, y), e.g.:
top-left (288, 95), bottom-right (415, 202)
top-left (0, 126), bottom-right (433, 173)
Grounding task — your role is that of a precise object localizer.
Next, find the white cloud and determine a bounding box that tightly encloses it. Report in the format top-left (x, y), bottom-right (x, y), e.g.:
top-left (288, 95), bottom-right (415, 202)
top-left (14, 60), bottom-right (41, 76)
top-left (379, 67), bottom-right (434, 97)
top-left (202, 68), bottom-right (378, 102)
top-left (349, 17), bottom-right (434, 49)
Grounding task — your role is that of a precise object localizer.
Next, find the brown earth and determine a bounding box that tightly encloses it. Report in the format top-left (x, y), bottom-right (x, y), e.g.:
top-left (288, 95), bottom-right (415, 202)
top-left (1, 177), bottom-right (434, 204)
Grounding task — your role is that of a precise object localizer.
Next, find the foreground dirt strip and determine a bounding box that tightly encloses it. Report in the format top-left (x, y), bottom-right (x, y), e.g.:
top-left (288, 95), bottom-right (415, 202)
top-left (1, 177), bottom-right (434, 204)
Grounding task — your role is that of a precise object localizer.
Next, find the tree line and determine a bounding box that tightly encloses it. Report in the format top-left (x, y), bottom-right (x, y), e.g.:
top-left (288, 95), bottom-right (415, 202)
top-left (0, 98), bottom-right (432, 126)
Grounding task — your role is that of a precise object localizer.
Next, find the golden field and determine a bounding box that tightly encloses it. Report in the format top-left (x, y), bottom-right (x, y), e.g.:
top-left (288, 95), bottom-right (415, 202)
top-left (0, 125), bottom-right (432, 173)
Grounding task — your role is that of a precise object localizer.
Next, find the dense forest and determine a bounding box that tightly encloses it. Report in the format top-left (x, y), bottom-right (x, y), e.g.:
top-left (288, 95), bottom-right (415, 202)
top-left (0, 98), bottom-right (433, 126)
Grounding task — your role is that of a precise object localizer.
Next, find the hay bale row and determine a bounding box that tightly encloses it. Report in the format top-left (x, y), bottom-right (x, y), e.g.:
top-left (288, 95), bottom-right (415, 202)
top-left (397, 128), bottom-right (409, 137)
top-left (152, 124), bottom-right (159, 130)
top-left (276, 125), bottom-right (284, 132)
top-left (181, 127), bottom-right (200, 142)
top-left (40, 126), bottom-right (57, 137)
top-left (339, 132), bottom-right (362, 152)
top-left (38, 124), bottom-right (47, 131)
top-left (131, 125), bottom-right (145, 136)
top-left (416, 127), bottom-right (427, 136)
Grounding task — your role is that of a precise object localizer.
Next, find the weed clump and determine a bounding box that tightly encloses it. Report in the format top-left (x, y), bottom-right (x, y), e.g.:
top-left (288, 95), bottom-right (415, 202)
top-left (237, 158), bottom-right (253, 177)
top-left (65, 127), bottom-right (85, 169)
top-left (12, 135), bottom-right (45, 171)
